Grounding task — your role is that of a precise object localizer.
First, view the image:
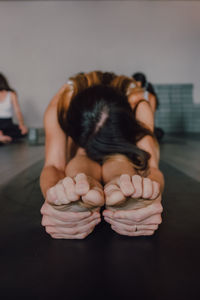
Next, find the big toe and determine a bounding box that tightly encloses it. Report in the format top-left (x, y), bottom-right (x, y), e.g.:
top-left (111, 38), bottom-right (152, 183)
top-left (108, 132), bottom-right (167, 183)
top-left (75, 173), bottom-right (90, 195)
top-left (105, 184), bottom-right (126, 206)
top-left (82, 188), bottom-right (104, 207)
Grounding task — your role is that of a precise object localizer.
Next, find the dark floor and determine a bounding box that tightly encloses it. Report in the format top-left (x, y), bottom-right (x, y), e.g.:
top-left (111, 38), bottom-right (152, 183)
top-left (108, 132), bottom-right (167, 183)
top-left (0, 138), bottom-right (44, 186)
top-left (0, 142), bottom-right (200, 300)
top-left (160, 133), bottom-right (200, 182)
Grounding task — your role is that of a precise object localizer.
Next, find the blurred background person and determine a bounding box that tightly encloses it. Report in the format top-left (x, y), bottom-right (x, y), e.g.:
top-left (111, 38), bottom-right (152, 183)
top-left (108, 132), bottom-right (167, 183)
top-left (0, 73), bottom-right (28, 145)
top-left (132, 72), bottom-right (164, 141)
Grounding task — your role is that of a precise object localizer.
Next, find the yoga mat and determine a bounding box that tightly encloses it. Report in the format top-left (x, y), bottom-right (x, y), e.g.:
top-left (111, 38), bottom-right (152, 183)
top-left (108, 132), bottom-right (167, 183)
top-left (0, 160), bottom-right (200, 300)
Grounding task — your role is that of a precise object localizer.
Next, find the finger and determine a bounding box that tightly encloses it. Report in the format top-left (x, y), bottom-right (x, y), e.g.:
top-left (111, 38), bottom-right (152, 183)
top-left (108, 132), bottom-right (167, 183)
top-left (104, 184), bottom-right (125, 206)
top-left (51, 227), bottom-right (95, 239)
top-left (105, 218), bottom-right (158, 231)
top-left (112, 196), bottom-right (163, 221)
top-left (45, 218), bottom-right (100, 235)
top-left (119, 174), bottom-right (134, 196)
top-left (111, 226), bottom-right (155, 236)
top-left (55, 182), bottom-right (69, 205)
top-left (74, 173), bottom-right (90, 195)
top-left (131, 175), bottom-right (143, 198)
top-left (42, 212), bottom-right (101, 227)
top-left (62, 177), bottom-right (79, 202)
top-left (40, 202), bottom-right (93, 222)
top-left (106, 213), bottom-right (162, 226)
top-left (150, 181), bottom-right (160, 200)
top-left (102, 209), bottom-right (114, 218)
top-left (142, 178), bottom-right (153, 199)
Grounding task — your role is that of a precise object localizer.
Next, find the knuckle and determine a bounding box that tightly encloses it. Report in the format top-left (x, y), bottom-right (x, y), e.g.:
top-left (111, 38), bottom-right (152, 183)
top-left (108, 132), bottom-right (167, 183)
top-left (157, 215), bottom-right (162, 224)
top-left (71, 228), bottom-right (79, 235)
top-left (135, 214), bottom-right (142, 222)
top-left (45, 226), bottom-right (51, 234)
top-left (158, 203), bottom-right (163, 214)
top-left (40, 206), bottom-right (45, 215)
top-left (41, 216), bottom-right (47, 226)
top-left (51, 234), bottom-right (60, 239)
top-left (146, 230), bottom-right (154, 236)
top-left (154, 224), bottom-right (159, 230)
top-left (40, 203), bottom-right (48, 215)
top-left (154, 202), bottom-right (163, 214)
top-left (149, 230), bottom-right (155, 236)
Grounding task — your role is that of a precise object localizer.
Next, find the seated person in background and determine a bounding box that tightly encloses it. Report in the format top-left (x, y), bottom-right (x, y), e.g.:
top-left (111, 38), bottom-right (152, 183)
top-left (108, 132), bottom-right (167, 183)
top-left (0, 73), bottom-right (28, 144)
top-left (40, 71), bottom-right (164, 239)
top-left (132, 72), bottom-right (164, 141)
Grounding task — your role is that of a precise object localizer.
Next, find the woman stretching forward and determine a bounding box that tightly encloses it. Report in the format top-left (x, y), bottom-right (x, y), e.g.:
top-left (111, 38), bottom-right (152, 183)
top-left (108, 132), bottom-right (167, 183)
top-left (40, 71), bottom-right (164, 239)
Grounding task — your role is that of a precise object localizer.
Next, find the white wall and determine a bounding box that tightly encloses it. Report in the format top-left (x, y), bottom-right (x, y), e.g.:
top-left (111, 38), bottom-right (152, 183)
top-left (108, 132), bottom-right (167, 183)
top-left (0, 1), bottom-right (200, 127)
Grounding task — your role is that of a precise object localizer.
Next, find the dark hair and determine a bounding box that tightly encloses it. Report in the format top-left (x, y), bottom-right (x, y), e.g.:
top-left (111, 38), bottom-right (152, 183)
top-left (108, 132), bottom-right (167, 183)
top-left (59, 85), bottom-right (152, 170)
top-left (132, 72), bottom-right (159, 109)
top-left (0, 73), bottom-right (15, 93)
top-left (132, 72), bottom-right (147, 88)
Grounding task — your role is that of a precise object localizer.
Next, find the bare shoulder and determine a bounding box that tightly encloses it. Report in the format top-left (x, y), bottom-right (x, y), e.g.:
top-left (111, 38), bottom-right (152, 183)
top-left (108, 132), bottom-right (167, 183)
top-left (128, 90), bottom-right (144, 108)
top-left (43, 88), bottom-right (67, 168)
top-left (10, 91), bottom-right (18, 102)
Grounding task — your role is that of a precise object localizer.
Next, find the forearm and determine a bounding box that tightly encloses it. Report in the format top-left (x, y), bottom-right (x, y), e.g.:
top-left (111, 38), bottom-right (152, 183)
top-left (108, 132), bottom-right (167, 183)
top-left (65, 153), bottom-right (102, 182)
top-left (40, 166), bottom-right (65, 198)
top-left (16, 110), bottom-right (25, 126)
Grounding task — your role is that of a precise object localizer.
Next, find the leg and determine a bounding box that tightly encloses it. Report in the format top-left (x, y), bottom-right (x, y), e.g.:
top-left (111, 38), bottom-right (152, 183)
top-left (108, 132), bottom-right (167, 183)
top-left (0, 130), bottom-right (12, 144)
top-left (1, 119), bottom-right (26, 140)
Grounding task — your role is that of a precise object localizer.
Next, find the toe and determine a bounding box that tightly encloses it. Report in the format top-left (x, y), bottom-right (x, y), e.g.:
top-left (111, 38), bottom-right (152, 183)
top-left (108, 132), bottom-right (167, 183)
top-left (74, 173), bottom-right (90, 195)
top-left (131, 175), bottom-right (143, 198)
top-left (62, 177), bottom-right (79, 202)
top-left (119, 174), bottom-right (134, 196)
top-left (104, 184), bottom-right (126, 206)
top-left (82, 187), bottom-right (104, 207)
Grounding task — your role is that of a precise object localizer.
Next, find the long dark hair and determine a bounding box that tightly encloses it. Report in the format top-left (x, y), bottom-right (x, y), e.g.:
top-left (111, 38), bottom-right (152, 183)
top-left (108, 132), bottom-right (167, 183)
top-left (58, 83), bottom-right (153, 170)
top-left (0, 73), bottom-right (15, 93)
top-left (132, 72), bottom-right (159, 109)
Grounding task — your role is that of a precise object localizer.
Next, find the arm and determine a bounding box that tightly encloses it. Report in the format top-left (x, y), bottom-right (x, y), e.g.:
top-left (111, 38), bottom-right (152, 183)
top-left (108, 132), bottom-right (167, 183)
top-left (102, 101), bottom-right (164, 236)
top-left (40, 83), bottom-right (75, 197)
top-left (149, 93), bottom-right (157, 114)
top-left (135, 100), bottom-right (164, 191)
top-left (40, 85), bottom-right (102, 239)
top-left (11, 92), bottom-right (28, 133)
top-left (39, 102), bottom-right (67, 198)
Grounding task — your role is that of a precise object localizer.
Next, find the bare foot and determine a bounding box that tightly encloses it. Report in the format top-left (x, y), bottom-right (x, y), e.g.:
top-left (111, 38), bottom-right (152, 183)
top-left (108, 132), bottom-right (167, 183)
top-left (104, 174), bottom-right (159, 211)
top-left (47, 173), bottom-right (104, 212)
top-left (0, 133), bottom-right (12, 143)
